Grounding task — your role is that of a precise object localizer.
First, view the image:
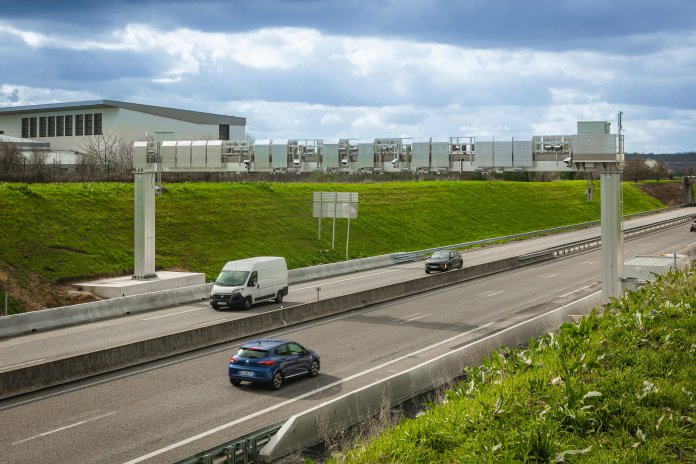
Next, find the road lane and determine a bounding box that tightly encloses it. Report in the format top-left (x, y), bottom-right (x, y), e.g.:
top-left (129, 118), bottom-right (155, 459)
top-left (0, 222), bottom-right (693, 463)
top-left (1, 207), bottom-right (693, 372)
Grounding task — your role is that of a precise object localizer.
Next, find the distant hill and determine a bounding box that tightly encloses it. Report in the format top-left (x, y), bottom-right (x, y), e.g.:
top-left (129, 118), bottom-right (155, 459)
top-left (626, 151), bottom-right (696, 175)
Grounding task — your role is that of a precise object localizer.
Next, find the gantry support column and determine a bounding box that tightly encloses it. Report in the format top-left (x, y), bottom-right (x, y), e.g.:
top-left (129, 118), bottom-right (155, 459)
top-left (600, 170), bottom-right (623, 302)
top-left (133, 168), bottom-right (157, 279)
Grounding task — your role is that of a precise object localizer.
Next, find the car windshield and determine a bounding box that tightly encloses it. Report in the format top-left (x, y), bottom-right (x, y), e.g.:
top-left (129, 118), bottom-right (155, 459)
top-left (430, 251), bottom-right (449, 259)
top-left (215, 270), bottom-right (249, 286)
top-left (237, 348), bottom-right (269, 359)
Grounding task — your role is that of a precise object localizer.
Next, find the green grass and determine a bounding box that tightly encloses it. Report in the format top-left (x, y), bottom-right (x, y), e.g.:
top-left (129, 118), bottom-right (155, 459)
top-left (0, 180), bottom-right (665, 311)
top-left (324, 269), bottom-right (696, 463)
top-left (0, 180), bottom-right (664, 279)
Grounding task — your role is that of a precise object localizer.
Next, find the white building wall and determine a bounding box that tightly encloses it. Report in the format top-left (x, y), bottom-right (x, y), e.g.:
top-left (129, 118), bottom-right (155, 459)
top-left (0, 107), bottom-right (245, 153)
top-left (0, 114), bottom-right (22, 137)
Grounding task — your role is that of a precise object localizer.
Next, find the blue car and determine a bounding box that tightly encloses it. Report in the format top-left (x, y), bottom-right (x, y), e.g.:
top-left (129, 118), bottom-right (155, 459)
top-left (228, 339), bottom-right (320, 390)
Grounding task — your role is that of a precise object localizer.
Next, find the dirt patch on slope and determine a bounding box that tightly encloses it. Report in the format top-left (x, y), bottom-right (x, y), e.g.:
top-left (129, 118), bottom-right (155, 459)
top-left (634, 181), bottom-right (684, 206)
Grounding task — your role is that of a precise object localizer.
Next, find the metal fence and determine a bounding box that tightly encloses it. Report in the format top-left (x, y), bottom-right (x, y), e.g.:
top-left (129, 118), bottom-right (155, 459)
top-left (174, 421), bottom-right (284, 464)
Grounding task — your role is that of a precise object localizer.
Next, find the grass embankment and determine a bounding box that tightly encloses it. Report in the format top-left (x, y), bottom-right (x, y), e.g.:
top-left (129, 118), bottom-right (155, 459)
top-left (325, 269), bottom-right (696, 463)
top-left (0, 180), bottom-right (665, 311)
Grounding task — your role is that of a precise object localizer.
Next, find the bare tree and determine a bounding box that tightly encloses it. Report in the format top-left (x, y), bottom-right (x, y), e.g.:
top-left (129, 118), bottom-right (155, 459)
top-left (27, 144), bottom-right (49, 182)
top-left (80, 128), bottom-right (135, 180)
top-left (623, 157), bottom-right (649, 182)
top-left (652, 159), bottom-right (668, 182)
top-left (0, 142), bottom-right (22, 180)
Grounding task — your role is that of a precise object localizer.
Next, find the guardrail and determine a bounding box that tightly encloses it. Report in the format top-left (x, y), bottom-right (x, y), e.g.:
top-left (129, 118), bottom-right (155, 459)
top-left (519, 214), bottom-right (694, 260)
top-left (174, 421), bottom-right (284, 464)
top-left (1, 208), bottom-right (692, 340)
top-left (395, 209), bottom-right (694, 264)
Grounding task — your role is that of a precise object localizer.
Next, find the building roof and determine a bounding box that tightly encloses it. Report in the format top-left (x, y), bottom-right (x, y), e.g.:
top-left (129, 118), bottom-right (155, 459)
top-left (0, 100), bottom-right (245, 126)
top-left (0, 133), bottom-right (50, 150)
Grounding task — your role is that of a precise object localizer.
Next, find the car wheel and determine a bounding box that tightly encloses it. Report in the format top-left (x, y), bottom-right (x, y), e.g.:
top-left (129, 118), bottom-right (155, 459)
top-left (230, 378), bottom-right (241, 386)
top-left (212, 303), bottom-right (220, 310)
top-left (425, 269), bottom-right (430, 274)
top-left (275, 291), bottom-right (284, 304)
top-left (243, 297), bottom-right (252, 310)
top-left (272, 372), bottom-right (283, 390)
top-left (308, 360), bottom-right (320, 377)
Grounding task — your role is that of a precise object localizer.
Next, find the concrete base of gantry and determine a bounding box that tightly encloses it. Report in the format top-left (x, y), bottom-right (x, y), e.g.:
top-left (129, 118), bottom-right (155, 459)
top-left (73, 271), bottom-right (206, 299)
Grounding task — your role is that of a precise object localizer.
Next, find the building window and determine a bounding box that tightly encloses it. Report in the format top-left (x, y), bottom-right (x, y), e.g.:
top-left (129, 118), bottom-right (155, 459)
top-left (57, 116), bottom-right (64, 137)
top-left (85, 113), bottom-right (93, 136)
top-left (29, 117), bottom-right (37, 138)
top-left (219, 124), bottom-right (230, 140)
top-left (65, 115), bottom-right (73, 136)
top-left (39, 116), bottom-right (47, 137)
top-left (22, 118), bottom-right (29, 138)
top-left (48, 116), bottom-right (56, 137)
top-left (76, 114), bottom-right (83, 136)
top-left (94, 113), bottom-right (102, 135)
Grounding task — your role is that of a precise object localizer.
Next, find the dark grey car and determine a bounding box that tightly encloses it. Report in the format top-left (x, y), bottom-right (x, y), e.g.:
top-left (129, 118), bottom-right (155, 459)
top-left (425, 250), bottom-right (463, 273)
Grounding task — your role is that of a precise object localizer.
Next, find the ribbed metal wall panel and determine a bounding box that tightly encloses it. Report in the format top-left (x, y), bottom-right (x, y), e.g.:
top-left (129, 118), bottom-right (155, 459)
top-left (357, 143), bottom-right (374, 169)
top-left (476, 141), bottom-right (494, 166)
top-left (572, 134), bottom-right (618, 160)
top-left (191, 141), bottom-right (207, 168)
top-left (206, 140), bottom-right (223, 168)
top-left (431, 142), bottom-right (450, 169)
top-left (494, 141), bottom-right (513, 167)
top-left (160, 141), bottom-right (177, 168)
top-left (513, 141), bottom-right (533, 167)
top-left (254, 144), bottom-right (270, 168)
top-left (271, 143), bottom-right (288, 169)
top-left (176, 141), bottom-right (191, 168)
top-left (323, 143), bottom-right (339, 168)
top-left (411, 142), bottom-right (430, 169)
top-left (133, 142), bottom-right (149, 169)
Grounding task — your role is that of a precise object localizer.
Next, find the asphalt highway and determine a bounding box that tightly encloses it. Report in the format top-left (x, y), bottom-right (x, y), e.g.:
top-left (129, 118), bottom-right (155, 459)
top-left (0, 215), bottom-right (694, 463)
top-left (0, 207), bottom-right (694, 371)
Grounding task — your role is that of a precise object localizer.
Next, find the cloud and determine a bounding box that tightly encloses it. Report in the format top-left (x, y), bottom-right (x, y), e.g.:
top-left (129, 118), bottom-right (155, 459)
top-left (0, 12), bottom-right (695, 153)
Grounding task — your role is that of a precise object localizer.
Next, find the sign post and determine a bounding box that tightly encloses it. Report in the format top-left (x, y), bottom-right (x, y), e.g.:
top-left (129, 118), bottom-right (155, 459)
top-left (313, 192), bottom-right (358, 258)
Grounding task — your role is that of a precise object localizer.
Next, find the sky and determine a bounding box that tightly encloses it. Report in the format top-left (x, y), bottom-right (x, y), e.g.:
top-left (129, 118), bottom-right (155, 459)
top-left (1, 0), bottom-right (695, 154)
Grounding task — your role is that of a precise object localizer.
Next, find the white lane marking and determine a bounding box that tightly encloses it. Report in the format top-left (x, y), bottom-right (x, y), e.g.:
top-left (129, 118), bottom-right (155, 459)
top-left (581, 260), bottom-right (597, 265)
top-left (290, 268), bottom-right (409, 292)
top-left (12, 411), bottom-right (116, 445)
top-left (122, 322), bottom-right (494, 464)
top-left (192, 319), bottom-right (228, 328)
top-left (486, 290), bottom-right (504, 297)
top-left (558, 283), bottom-right (597, 298)
top-left (545, 273), bottom-right (559, 279)
top-left (687, 241), bottom-right (696, 247)
top-left (0, 359), bottom-right (47, 372)
top-left (400, 314), bottom-right (430, 323)
top-left (142, 307), bottom-right (204, 320)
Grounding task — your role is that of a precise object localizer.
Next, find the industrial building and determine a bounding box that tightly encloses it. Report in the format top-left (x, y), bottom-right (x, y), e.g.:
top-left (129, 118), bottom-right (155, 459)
top-left (0, 100), bottom-right (246, 154)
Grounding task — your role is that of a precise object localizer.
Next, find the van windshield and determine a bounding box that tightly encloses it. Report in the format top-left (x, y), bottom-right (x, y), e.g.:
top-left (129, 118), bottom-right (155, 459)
top-left (215, 270), bottom-right (249, 287)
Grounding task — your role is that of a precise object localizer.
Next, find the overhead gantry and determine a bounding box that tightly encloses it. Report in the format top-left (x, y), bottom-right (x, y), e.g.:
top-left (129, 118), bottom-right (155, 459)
top-left (131, 118), bottom-right (625, 302)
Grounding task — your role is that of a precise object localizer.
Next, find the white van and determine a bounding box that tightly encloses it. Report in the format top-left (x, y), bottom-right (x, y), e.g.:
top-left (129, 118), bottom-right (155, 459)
top-left (210, 257), bottom-right (289, 310)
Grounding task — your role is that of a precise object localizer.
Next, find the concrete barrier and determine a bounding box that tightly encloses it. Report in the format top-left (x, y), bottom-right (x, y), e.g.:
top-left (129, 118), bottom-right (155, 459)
top-left (0, 253), bottom-right (553, 400)
top-left (288, 253), bottom-right (396, 283)
top-left (0, 283), bottom-right (213, 339)
top-left (258, 291), bottom-right (604, 462)
top-left (1, 253), bottom-right (397, 339)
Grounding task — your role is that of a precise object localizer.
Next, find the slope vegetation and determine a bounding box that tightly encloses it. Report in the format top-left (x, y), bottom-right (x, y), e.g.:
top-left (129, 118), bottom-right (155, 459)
top-left (0, 180), bottom-right (665, 312)
top-left (325, 268), bottom-right (696, 463)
